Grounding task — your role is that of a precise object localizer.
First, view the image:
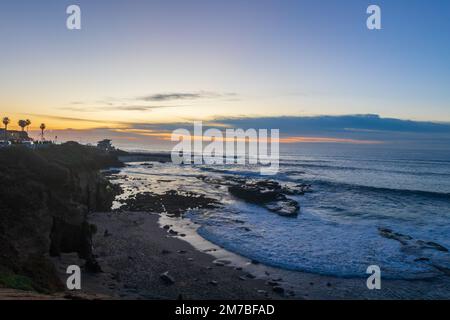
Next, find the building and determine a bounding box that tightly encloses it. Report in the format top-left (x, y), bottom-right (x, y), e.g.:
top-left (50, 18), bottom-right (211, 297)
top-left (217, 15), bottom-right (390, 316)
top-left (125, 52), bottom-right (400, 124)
top-left (97, 139), bottom-right (115, 152)
top-left (0, 129), bottom-right (33, 143)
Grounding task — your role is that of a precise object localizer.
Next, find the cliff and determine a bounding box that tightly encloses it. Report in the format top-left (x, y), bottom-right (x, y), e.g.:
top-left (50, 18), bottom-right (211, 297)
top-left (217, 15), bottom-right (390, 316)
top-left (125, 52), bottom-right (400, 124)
top-left (0, 142), bottom-right (123, 292)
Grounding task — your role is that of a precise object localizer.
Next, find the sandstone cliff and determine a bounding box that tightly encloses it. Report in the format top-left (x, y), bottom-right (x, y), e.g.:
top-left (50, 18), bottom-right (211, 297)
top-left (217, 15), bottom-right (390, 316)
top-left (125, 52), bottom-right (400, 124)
top-left (0, 142), bottom-right (122, 292)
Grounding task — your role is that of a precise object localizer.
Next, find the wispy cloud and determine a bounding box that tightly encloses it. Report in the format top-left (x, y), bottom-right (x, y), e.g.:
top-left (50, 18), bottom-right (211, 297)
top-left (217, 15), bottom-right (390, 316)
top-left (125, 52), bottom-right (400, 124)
top-left (60, 105), bottom-right (180, 112)
top-left (139, 91), bottom-right (237, 102)
top-left (64, 91), bottom-right (238, 112)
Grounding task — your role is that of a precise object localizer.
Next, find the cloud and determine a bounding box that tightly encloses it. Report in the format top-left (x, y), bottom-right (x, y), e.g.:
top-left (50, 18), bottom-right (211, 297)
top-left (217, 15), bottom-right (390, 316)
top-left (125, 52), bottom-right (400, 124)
top-left (213, 114), bottom-right (450, 134)
top-left (139, 91), bottom-right (237, 102)
top-left (209, 114), bottom-right (450, 148)
top-left (22, 113), bottom-right (122, 124)
top-left (63, 91), bottom-right (238, 112)
top-left (60, 105), bottom-right (180, 112)
top-left (23, 113), bottom-right (450, 149)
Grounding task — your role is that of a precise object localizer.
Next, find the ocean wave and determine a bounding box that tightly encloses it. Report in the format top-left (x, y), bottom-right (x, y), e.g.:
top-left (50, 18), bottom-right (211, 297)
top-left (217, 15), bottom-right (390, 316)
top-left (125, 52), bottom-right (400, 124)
top-left (311, 179), bottom-right (450, 201)
top-left (280, 162), bottom-right (450, 177)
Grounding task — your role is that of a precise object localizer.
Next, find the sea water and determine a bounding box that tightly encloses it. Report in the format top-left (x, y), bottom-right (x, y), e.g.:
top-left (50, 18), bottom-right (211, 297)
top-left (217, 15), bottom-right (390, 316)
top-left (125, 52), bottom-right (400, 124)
top-left (115, 144), bottom-right (450, 279)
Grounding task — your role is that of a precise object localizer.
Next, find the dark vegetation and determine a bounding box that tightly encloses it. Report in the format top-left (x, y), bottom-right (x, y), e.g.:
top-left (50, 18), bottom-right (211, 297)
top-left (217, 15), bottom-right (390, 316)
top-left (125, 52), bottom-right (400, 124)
top-left (0, 142), bottom-right (122, 292)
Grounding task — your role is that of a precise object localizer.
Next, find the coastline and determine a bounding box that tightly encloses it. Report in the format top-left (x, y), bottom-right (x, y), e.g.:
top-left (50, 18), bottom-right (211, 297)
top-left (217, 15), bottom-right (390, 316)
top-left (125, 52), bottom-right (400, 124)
top-left (54, 210), bottom-right (450, 300)
top-left (2, 148), bottom-right (450, 300)
top-left (82, 211), bottom-right (285, 300)
top-left (80, 152), bottom-right (450, 300)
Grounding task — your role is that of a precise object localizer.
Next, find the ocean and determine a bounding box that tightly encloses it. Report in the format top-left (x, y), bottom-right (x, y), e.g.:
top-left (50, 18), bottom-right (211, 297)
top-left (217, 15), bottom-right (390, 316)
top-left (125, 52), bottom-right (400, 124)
top-left (114, 143), bottom-right (450, 280)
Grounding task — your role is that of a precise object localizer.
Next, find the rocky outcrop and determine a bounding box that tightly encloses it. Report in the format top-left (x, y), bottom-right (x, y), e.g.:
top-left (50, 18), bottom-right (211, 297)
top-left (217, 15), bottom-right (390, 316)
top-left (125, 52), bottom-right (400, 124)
top-left (198, 175), bottom-right (308, 217)
top-left (117, 190), bottom-right (221, 217)
top-left (0, 142), bottom-right (122, 292)
top-left (377, 227), bottom-right (450, 276)
top-left (228, 182), bottom-right (300, 217)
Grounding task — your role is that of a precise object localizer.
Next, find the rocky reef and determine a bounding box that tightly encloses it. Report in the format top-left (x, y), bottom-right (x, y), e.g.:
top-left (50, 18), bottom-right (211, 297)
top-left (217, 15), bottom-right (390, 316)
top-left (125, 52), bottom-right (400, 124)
top-left (198, 175), bottom-right (311, 217)
top-left (0, 142), bottom-right (122, 292)
top-left (117, 190), bottom-right (221, 217)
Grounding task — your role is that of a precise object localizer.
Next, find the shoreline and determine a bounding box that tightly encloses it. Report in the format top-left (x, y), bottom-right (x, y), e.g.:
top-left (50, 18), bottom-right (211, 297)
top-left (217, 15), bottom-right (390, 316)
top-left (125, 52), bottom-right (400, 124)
top-left (88, 154), bottom-right (450, 300)
top-left (52, 210), bottom-right (450, 300)
top-left (82, 211), bottom-right (285, 300)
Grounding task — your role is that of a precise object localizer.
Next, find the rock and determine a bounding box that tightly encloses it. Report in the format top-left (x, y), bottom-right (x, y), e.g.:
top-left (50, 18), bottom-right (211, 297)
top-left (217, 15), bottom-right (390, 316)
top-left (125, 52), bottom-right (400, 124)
top-left (177, 250), bottom-right (187, 254)
top-left (265, 199), bottom-right (299, 217)
top-left (417, 240), bottom-right (448, 252)
top-left (257, 290), bottom-right (267, 295)
top-left (168, 229), bottom-right (178, 235)
top-left (432, 264), bottom-right (450, 276)
top-left (267, 281), bottom-right (279, 286)
top-left (160, 271), bottom-right (175, 285)
top-left (228, 185), bottom-right (281, 204)
top-left (245, 273), bottom-right (256, 279)
top-left (287, 290), bottom-right (295, 296)
top-left (272, 286), bottom-right (284, 294)
top-left (209, 280), bottom-right (218, 286)
top-left (228, 180), bottom-right (300, 217)
top-left (85, 259), bottom-right (103, 273)
top-left (379, 227), bottom-right (449, 254)
top-left (378, 227), bottom-right (413, 245)
top-left (251, 259), bottom-right (260, 265)
top-left (161, 249), bottom-right (171, 255)
top-left (272, 277), bottom-right (282, 281)
top-left (414, 257), bottom-right (430, 262)
top-left (119, 190), bottom-right (221, 217)
top-left (239, 276), bottom-right (247, 281)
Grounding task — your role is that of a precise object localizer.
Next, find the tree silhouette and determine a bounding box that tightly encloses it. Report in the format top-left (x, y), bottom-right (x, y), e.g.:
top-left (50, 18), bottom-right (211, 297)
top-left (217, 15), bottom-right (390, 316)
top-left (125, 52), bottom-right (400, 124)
top-left (40, 123), bottom-right (46, 141)
top-left (25, 119), bottom-right (31, 132)
top-left (2, 117), bottom-right (10, 142)
top-left (18, 120), bottom-right (27, 132)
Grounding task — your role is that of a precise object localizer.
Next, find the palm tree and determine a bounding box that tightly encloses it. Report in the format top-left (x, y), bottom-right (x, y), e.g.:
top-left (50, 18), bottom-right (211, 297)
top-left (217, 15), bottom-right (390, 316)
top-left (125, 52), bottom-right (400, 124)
top-left (40, 123), bottom-right (46, 141)
top-left (18, 120), bottom-right (27, 132)
top-left (2, 117), bottom-right (10, 142)
top-left (25, 119), bottom-right (31, 132)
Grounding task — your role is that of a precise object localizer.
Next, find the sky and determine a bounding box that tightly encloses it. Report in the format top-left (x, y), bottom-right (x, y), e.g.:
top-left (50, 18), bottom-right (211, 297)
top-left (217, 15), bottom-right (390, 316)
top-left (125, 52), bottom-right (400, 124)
top-left (0, 0), bottom-right (449, 148)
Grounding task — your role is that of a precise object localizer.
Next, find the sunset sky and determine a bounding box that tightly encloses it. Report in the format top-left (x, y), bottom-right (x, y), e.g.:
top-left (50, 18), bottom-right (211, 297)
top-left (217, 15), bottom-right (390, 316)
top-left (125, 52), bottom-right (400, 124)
top-left (1, 0), bottom-right (450, 148)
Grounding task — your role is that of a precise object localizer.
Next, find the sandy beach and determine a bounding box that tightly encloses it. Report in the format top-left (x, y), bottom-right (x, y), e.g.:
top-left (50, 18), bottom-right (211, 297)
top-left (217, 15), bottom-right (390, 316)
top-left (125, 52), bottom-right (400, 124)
top-left (48, 210), bottom-right (450, 300)
top-left (67, 211), bottom-right (284, 300)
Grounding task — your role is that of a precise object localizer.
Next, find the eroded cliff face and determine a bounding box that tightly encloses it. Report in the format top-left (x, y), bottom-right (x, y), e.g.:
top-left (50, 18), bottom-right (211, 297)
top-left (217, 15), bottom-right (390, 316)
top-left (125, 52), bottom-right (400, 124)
top-left (0, 142), bottom-right (122, 292)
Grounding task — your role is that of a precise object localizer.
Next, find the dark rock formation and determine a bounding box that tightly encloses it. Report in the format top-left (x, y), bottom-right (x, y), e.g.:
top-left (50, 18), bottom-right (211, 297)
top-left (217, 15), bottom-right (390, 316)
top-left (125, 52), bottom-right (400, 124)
top-left (117, 190), bottom-right (220, 217)
top-left (198, 175), bottom-right (308, 217)
top-left (377, 227), bottom-right (450, 276)
top-left (0, 142), bottom-right (122, 292)
top-left (228, 180), bottom-right (300, 217)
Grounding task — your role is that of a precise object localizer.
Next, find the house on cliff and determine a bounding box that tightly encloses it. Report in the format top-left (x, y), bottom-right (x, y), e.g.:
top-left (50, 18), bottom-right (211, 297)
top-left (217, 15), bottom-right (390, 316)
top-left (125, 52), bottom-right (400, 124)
top-left (0, 129), bottom-right (33, 143)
